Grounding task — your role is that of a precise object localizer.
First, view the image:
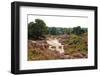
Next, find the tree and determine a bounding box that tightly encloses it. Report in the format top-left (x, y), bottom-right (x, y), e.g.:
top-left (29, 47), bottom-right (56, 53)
top-left (49, 27), bottom-right (57, 35)
top-left (28, 19), bottom-right (48, 40)
top-left (72, 26), bottom-right (85, 35)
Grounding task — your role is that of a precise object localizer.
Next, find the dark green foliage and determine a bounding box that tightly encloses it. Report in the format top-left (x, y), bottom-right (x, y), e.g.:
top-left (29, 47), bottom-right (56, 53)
top-left (72, 26), bottom-right (86, 36)
top-left (48, 27), bottom-right (71, 35)
top-left (49, 27), bottom-right (57, 35)
top-left (48, 26), bottom-right (86, 36)
top-left (28, 19), bottom-right (48, 40)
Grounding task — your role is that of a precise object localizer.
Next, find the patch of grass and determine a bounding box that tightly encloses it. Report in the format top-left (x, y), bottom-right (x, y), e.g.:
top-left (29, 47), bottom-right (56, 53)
top-left (28, 48), bottom-right (61, 61)
top-left (64, 33), bottom-right (88, 55)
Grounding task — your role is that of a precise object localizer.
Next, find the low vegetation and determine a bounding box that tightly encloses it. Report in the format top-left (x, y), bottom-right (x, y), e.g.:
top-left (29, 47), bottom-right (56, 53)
top-left (28, 19), bottom-right (88, 61)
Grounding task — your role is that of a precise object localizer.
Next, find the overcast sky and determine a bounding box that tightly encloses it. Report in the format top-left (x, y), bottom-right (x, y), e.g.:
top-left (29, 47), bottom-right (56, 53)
top-left (28, 15), bottom-right (88, 28)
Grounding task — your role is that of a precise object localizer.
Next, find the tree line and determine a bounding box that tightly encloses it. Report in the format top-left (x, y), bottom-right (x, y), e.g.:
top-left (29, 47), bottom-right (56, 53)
top-left (28, 19), bottom-right (87, 40)
top-left (48, 27), bottom-right (87, 35)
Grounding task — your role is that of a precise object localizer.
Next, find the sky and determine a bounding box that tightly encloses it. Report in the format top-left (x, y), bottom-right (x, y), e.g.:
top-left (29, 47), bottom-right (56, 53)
top-left (28, 14), bottom-right (88, 28)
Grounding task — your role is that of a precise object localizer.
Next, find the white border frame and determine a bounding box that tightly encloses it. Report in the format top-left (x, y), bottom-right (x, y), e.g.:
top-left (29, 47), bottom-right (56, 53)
top-left (20, 6), bottom-right (95, 70)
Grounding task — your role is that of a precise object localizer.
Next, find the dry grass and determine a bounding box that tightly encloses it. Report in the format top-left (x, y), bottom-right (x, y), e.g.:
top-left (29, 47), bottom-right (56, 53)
top-left (28, 33), bottom-right (88, 61)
